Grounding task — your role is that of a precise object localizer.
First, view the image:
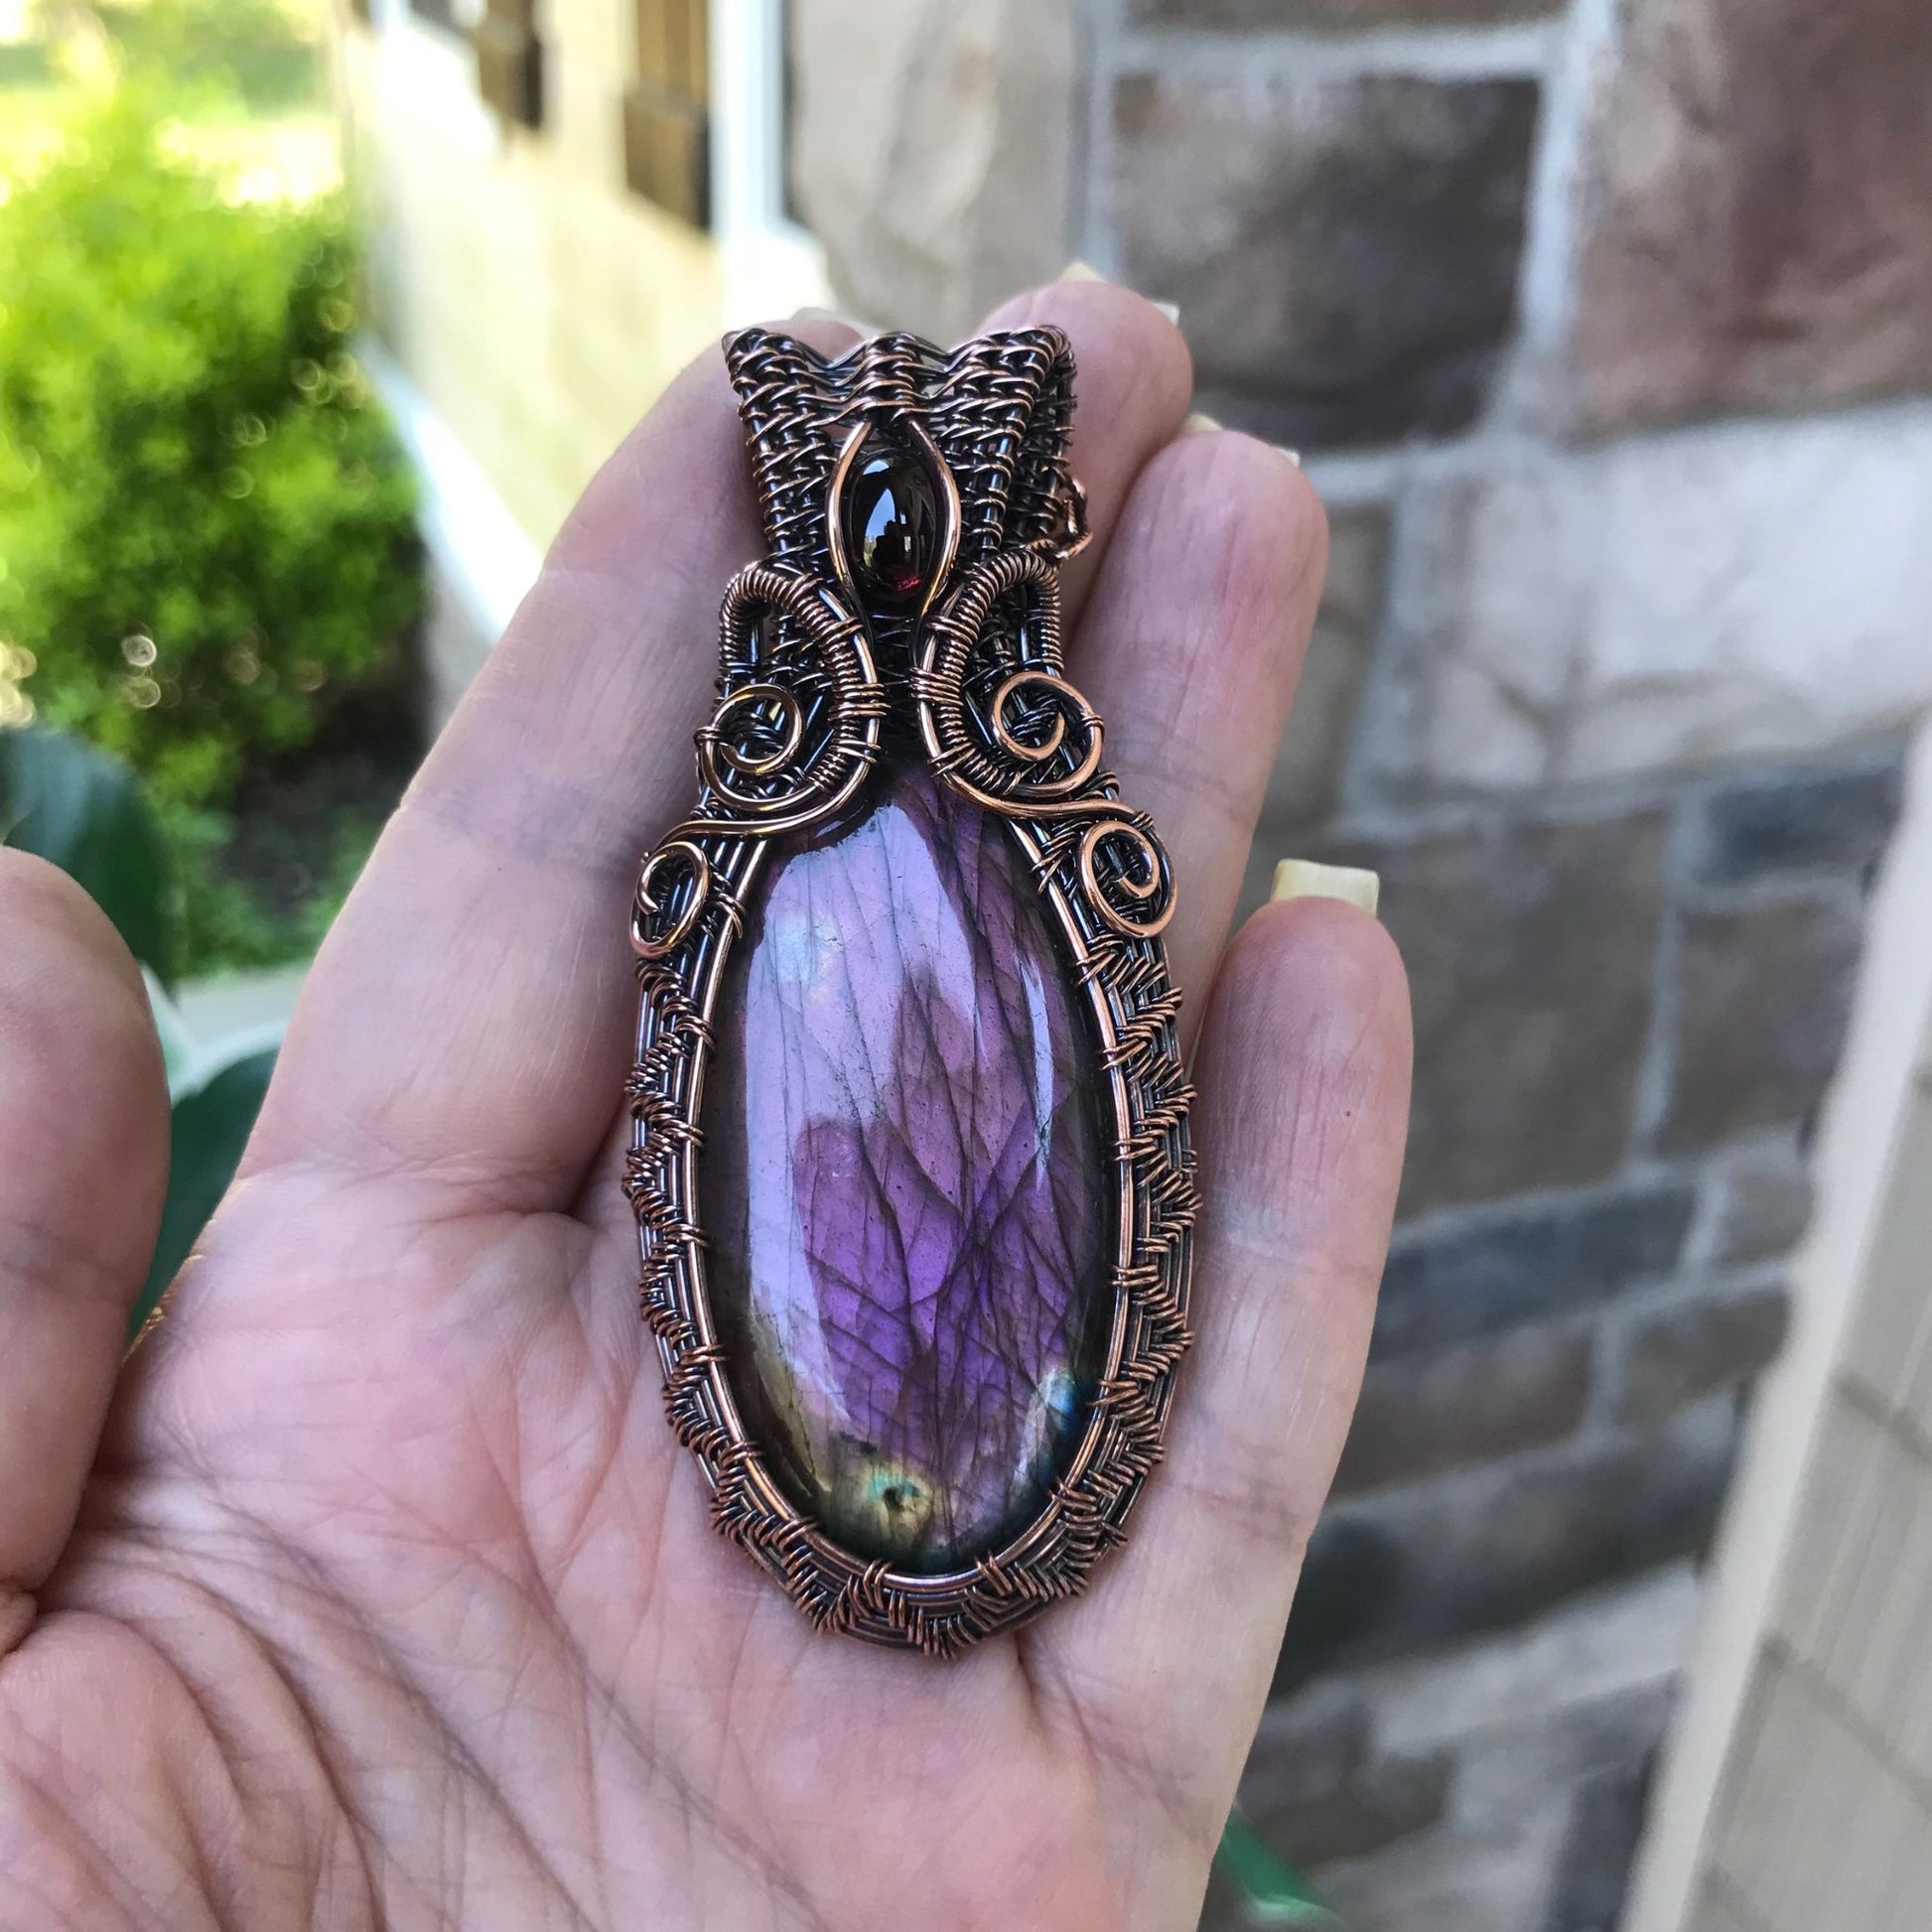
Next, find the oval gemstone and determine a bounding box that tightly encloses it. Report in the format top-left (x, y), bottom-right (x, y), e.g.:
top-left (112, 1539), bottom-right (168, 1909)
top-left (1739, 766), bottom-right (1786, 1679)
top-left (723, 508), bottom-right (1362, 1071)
top-left (840, 436), bottom-right (940, 610)
top-left (705, 763), bottom-right (1109, 1574)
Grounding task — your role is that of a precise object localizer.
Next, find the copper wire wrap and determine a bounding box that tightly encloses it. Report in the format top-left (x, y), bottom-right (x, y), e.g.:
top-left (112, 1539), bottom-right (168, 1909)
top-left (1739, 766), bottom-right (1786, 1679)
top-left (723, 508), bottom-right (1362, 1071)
top-left (625, 326), bottom-right (1195, 1655)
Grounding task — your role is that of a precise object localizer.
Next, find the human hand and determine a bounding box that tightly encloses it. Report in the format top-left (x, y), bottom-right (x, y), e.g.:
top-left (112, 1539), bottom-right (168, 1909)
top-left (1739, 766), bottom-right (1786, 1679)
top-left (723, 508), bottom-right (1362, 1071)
top-left (0, 283), bottom-right (1410, 1931)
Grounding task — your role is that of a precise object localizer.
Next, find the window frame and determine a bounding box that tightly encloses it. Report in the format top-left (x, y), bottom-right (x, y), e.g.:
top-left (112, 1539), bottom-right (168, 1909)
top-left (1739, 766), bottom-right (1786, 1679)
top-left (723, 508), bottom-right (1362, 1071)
top-left (708, 0), bottom-right (829, 321)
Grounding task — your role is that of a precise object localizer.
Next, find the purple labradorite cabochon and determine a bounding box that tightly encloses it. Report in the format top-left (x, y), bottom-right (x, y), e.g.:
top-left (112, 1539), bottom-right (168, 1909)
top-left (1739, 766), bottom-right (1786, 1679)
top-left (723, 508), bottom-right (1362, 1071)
top-left (705, 760), bottom-right (1111, 1574)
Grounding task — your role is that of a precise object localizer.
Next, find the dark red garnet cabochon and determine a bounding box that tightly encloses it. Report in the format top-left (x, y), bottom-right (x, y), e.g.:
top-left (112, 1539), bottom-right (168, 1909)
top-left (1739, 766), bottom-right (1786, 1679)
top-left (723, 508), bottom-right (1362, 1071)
top-left (841, 435), bottom-right (941, 608)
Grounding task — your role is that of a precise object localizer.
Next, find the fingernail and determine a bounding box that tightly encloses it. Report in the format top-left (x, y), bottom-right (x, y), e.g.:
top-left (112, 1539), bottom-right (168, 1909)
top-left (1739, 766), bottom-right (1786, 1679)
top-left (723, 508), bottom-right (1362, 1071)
top-left (1181, 410), bottom-right (1223, 436)
top-left (1276, 445), bottom-right (1303, 468)
top-left (1272, 859), bottom-right (1381, 917)
top-left (1152, 299), bottom-right (1180, 325)
top-left (790, 305), bottom-right (880, 334)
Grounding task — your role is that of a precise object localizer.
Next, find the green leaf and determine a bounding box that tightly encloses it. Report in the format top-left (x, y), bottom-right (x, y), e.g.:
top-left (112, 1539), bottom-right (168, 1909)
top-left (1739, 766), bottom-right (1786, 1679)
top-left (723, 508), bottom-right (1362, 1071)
top-left (0, 726), bottom-right (178, 981)
top-left (1215, 1816), bottom-right (1349, 1929)
top-left (133, 1043), bottom-right (276, 1336)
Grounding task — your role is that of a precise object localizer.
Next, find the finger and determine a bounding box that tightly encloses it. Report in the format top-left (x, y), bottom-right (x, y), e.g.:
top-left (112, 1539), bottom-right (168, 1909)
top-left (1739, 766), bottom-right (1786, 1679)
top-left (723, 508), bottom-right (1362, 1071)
top-left (977, 277), bottom-right (1194, 618)
top-left (1069, 427), bottom-right (1327, 1033)
top-left (1023, 898), bottom-right (1411, 1913)
top-left (0, 853), bottom-right (170, 1621)
top-left (253, 324), bottom-right (858, 1206)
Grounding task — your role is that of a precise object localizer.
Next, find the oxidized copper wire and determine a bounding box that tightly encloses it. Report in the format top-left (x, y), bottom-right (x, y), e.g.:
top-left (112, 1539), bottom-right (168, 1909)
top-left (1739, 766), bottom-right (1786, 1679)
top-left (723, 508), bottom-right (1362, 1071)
top-left (626, 325), bottom-right (1196, 1655)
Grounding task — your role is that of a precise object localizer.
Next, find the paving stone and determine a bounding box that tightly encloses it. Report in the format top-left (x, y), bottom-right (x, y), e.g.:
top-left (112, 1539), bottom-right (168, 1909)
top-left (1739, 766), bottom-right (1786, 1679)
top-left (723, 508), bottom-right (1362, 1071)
top-left (1112, 69), bottom-right (1538, 446)
top-left (1331, 808), bottom-right (1669, 1214)
top-left (1376, 1175), bottom-right (1697, 1358)
top-left (1564, 0), bottom-right (1932, 432)
top-left (1692, 758), bottom-right (1906, 887)
top-left (1278, 1401), bottom-right (1738, 1679)
top-left (1616, 1284), bottom-right (1791, 1426)
top-left (1659, 892), bottom-right (1863, 1154)
top-left (1335, 1324), bottom-right (1593, 1495)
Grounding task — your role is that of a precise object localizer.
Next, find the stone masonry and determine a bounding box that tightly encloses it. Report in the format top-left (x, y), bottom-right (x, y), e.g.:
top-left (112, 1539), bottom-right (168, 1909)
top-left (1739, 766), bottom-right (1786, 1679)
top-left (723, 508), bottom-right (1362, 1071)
top-left (1112, 68), bottom-right (1542, 445)
top-left (787, 0), bottom-right (1932, 1924)
top-left (1564, 0), bottom-right (1932, 434)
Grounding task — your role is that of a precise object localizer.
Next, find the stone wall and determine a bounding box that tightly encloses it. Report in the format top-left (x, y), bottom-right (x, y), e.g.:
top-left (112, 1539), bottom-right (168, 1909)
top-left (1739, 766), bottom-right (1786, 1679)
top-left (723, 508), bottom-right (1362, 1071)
top-left (1228, 749), bottom-right (1899, 1932)
top-left (1203, 1567), bottom-right (1701, 1930)
top-left (786, 0), bottom-right (1932, 1925)
top-left (787, 0), bottom-right (1080, 335)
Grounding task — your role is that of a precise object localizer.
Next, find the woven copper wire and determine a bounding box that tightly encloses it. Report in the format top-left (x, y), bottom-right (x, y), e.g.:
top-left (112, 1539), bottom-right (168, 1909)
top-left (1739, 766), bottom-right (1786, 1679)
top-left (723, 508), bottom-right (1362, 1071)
top-left (626, 325), bottom-right (1194, 1655)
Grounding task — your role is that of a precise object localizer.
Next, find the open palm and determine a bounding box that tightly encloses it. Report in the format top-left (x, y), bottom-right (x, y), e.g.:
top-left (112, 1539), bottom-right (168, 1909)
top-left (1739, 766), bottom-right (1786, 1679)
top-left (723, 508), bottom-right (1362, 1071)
top-left (0, 283), bottom-right (1409, 1932)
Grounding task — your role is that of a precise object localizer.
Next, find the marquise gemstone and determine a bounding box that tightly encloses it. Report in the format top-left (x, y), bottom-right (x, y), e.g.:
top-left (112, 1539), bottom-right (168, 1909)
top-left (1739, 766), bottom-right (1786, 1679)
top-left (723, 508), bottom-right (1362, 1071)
top-left (706, 762), bottom-right (1109, 1573)
top-left (840, 436), bottom-right (940, 609)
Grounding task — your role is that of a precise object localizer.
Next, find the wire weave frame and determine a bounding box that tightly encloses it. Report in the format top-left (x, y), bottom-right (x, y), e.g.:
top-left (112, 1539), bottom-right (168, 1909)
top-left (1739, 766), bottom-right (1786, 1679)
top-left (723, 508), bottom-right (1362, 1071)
top-left (625, 326), bottom-right (1195, 1655)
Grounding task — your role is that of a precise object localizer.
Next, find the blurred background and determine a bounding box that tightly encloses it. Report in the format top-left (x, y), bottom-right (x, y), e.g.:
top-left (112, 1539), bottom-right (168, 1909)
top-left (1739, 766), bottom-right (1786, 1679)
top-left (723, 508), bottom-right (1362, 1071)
top-left (2, 2), bottom-right (1929, 1928)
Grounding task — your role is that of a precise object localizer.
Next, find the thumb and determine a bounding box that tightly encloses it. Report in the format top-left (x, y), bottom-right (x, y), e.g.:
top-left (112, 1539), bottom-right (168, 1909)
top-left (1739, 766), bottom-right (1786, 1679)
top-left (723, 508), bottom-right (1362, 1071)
top-left (0, 851), bottom-right (169, 1646)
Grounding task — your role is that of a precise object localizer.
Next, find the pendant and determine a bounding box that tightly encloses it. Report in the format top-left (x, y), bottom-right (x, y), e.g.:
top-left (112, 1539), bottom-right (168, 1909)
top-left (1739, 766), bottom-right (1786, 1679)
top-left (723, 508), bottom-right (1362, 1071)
top-left (626, 327), bottom-right (1196, 1655)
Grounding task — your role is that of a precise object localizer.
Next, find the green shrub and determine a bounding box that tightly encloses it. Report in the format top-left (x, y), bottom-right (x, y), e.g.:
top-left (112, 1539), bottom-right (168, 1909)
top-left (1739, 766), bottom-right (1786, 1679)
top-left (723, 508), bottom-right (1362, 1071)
top-left (0, 73), bottom-right (421, 812)
top-left (162, 791), bottom-right (381, 974)
top-left (92, 0), bottom-right (328, 112)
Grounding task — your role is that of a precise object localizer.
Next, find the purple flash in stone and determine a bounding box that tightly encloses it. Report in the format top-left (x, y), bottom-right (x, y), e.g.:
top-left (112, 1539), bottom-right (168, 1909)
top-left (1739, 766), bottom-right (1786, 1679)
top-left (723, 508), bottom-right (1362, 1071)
top-left (707, 760), bottom-right (1109, 1573)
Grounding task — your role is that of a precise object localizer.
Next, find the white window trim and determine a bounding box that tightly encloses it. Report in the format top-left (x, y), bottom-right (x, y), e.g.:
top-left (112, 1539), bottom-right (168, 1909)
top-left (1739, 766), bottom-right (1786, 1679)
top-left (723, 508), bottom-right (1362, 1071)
top-left (363, 0), bottom-right (504, 161)
top-left (709, 0), bottom-right (831, 325)
top-left (357, 340), bottom-right (540, 645)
